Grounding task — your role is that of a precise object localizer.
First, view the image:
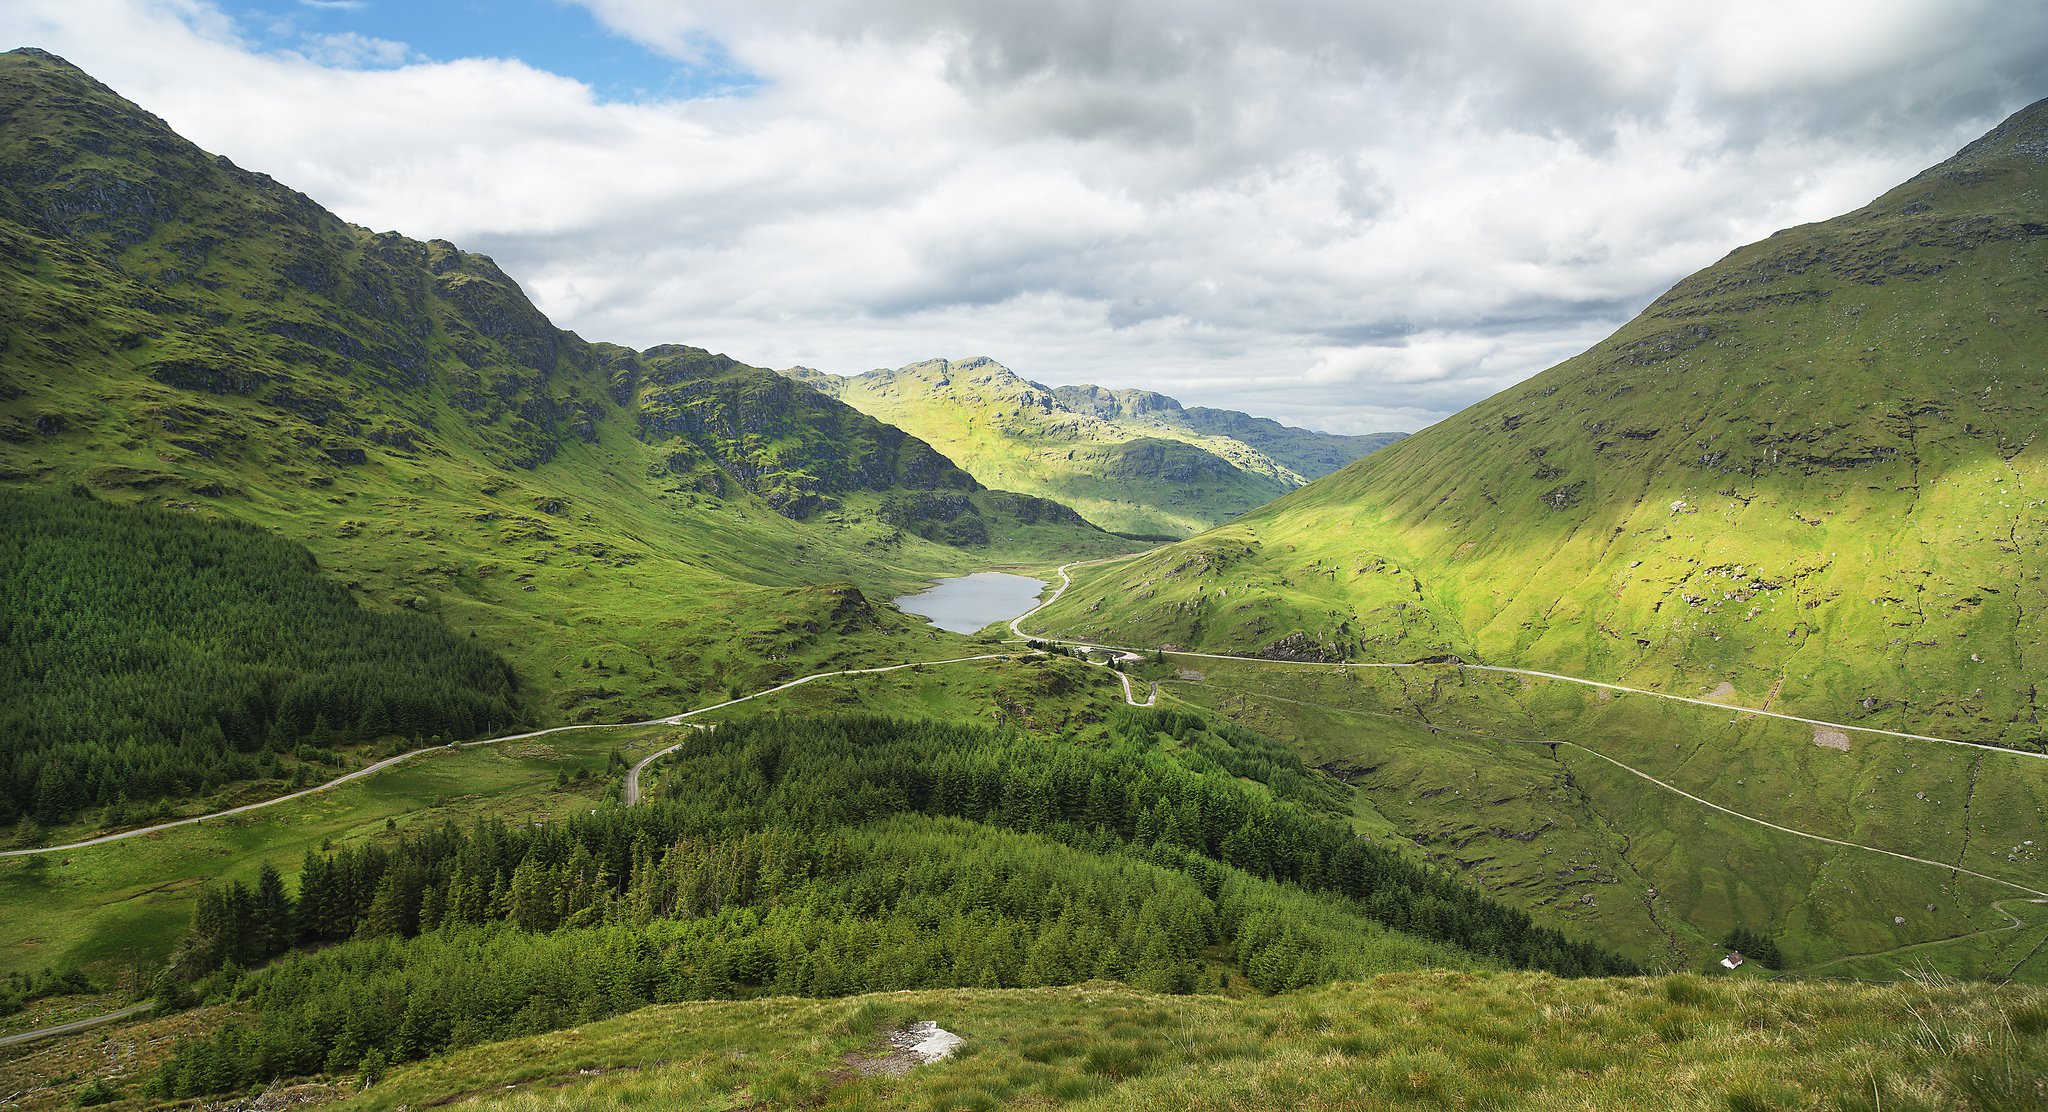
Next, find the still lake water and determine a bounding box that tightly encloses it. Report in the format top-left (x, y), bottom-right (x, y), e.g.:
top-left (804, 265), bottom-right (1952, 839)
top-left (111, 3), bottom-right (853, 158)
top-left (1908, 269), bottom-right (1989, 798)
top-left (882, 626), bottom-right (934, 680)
top-left (893, 572), bottom-right (1049, 634)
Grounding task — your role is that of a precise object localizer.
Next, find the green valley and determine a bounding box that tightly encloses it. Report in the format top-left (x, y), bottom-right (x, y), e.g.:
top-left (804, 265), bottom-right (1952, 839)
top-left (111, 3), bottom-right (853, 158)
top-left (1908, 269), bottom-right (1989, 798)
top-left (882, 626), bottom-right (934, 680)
top-left (3, 27), bottom-right (2047, 1112)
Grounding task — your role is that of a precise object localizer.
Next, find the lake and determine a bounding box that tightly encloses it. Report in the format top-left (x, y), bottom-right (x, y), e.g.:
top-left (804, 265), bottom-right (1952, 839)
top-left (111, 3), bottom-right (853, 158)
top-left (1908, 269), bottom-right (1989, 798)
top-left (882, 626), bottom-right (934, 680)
top-left (893, 572), bottom-right (1049, 634)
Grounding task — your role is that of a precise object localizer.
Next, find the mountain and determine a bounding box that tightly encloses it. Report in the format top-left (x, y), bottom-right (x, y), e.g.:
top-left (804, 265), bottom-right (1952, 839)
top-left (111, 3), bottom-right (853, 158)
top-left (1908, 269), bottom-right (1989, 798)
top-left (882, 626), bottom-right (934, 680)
top-left (1041, 97), bottom-right (2048, 750)
top-left (0, 47), bottom-right (1128, 737)
top-left (1050, 382), bottom-right (1404, 479)
top-left (785, 358), bottom-right (1402, 537)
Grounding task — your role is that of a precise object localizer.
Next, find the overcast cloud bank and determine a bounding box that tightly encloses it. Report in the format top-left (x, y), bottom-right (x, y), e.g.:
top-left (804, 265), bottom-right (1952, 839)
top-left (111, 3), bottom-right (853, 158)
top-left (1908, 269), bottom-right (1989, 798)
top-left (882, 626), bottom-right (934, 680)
top-left (5, 0), bottom-right (2045, 431)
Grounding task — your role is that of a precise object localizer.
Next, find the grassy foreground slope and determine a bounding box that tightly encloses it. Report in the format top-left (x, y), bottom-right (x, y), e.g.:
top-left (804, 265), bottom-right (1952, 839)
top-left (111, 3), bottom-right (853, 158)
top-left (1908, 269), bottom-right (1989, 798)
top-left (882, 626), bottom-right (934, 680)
top-left (1039, 97), bottom-right (2048, 749)
top-left (788, 358), bottom-right (1401, 537)
top-left (0, 48), bottom-right (1131, 746)
top-left (340, 973), bottom-right (2048, 1111)
top-left (15, 974), bottom-right (2045, 1110)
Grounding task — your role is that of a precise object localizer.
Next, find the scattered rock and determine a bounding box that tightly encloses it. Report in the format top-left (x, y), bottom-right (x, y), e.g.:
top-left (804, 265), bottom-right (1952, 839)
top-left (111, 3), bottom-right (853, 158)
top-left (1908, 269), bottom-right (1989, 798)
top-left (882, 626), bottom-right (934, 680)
top-left (1812, 728), bottom-right (1851, 752)
top-left (846, 1022), bottom-right (963, 1078)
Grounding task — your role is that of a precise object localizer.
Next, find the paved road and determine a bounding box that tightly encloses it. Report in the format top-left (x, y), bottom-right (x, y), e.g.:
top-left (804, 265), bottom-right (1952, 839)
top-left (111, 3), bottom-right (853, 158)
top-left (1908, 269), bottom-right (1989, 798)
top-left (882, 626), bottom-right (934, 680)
top-left (1014, 560), bottom-right (2048, 761)
top-left (19, 554), bottom-right (2033, 858)
top-left (1534, 738), bottom-right (2048, 899)
top-left (4, 654), bottom-right (1025, 857)
top-left (620, 652), bottom-right (1027, 805)
top-left (1783, 898), bottom-right (2048, 980)
top-left (623, 725), bottom-right (704, 806)
top-left (1116, 671), bottom-right (1157, 707)
top-left (0, 1001), bottom-right (153, 1048)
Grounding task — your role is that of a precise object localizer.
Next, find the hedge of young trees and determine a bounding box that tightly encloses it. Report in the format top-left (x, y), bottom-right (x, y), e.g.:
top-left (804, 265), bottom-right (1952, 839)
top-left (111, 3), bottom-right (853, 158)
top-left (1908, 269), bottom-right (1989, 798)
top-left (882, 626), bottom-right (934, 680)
top-left (154, 712), bottom-right (1636, 1096)
top-left (0, 487), bottom-right (525, 823)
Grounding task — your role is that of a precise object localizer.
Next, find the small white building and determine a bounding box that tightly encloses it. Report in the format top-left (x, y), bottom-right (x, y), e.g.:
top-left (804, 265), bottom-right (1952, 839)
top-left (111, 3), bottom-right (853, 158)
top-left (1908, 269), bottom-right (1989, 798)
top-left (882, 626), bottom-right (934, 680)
top-left (1720, 952), bottom-right (1745, 970)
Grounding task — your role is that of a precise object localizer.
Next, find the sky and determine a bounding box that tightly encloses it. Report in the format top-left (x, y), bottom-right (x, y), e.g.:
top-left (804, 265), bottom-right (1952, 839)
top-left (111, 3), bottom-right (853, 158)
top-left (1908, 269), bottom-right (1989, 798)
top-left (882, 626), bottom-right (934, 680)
top-left (5, 2), bottom-right (2047, 433)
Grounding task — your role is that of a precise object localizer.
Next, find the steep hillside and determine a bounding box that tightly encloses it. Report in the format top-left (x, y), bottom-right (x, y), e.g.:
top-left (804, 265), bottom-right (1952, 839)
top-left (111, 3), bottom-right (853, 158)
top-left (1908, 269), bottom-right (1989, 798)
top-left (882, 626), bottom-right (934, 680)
top-left (787, 358), bottom-right (1400, 537)
top-left (0, 48), bottom-right (1128, 743)
top-left (1043, 97), bottom-right (2048, 751)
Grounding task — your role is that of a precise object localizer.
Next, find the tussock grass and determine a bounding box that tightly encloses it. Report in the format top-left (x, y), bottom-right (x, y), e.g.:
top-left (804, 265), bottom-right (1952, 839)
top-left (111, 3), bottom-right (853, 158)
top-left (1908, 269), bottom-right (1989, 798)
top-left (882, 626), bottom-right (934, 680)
top-left (334, 972), bottom-right (2048, 1111)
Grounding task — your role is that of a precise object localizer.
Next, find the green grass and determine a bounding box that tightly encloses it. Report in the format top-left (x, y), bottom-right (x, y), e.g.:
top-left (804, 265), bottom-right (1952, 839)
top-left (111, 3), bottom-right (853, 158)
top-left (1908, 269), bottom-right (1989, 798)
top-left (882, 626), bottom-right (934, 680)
top-left (0, 723), bottom-right (667, 981)
top-left (318, 972), bottom-right (2048, 1110)
top-left (1146, 655), bottom-right (2048, 979)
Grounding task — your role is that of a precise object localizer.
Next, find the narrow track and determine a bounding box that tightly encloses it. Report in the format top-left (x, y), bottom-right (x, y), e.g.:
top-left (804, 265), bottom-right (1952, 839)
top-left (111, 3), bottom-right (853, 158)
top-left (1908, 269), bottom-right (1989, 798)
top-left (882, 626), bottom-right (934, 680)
top-left (0, 1002), bottom-right (153, 1048)
top-left (1015, 560), bottom-right (2048, 762)
top-left (22, 555), bottom-right (2030, 858)
top-left (3, 653), bottom-right (1025, 858)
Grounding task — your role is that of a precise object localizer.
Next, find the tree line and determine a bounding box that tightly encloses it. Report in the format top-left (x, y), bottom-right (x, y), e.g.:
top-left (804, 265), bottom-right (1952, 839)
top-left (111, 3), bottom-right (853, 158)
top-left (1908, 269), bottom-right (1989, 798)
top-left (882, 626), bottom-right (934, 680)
top-left (152, 711), bottom-right (1634, 1096)
top-left (0, 486), bottom-right (525, 824)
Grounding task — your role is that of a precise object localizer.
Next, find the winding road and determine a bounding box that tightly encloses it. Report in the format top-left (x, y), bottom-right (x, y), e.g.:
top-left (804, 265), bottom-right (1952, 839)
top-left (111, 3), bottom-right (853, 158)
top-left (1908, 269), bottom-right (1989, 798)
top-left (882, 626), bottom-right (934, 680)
top-left (1014, 561), bottom-right (2048, 761)
top-left (3, 653), bottom-right (1027, 858)
top-left (7, 549), bottom-right (2042, 1037)
top-left (16, 556), bottom-right (2035, 857)
top-left (0, 1002), bottom-right (153, 1049)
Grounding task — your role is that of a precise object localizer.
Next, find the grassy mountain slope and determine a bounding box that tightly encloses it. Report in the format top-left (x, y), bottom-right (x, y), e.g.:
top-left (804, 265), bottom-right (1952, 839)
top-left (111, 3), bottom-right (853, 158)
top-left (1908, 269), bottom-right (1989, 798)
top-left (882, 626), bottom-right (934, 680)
top-left (787, 358), bottom-right (1400, 537)
top-left (0, 47), bottom-right (1130, 751)
top-left (1031, 98), bottom-right (2048, 976)
top-left (1042, 97), bottom-right (2048, 751)
top-left (16, 972), bottom-right (2047, 1109)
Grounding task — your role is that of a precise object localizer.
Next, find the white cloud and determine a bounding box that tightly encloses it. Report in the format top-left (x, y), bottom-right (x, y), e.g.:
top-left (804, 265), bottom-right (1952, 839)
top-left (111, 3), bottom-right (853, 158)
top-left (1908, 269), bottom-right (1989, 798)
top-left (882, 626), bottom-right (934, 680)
top-left (2, 0), bottom-right (2045, 431)
top-left (294, 31), bottom-right (412, 69)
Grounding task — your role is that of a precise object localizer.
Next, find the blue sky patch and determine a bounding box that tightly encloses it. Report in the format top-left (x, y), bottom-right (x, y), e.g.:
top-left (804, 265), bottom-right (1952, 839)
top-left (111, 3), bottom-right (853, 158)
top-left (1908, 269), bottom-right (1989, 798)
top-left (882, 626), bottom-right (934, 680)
top-left (227, 0), bottom-right (758, 101)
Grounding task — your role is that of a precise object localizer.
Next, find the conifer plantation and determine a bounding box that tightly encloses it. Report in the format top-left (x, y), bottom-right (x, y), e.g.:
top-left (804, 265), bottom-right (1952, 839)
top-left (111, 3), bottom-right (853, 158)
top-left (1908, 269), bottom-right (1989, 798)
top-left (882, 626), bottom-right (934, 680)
top-left (0, 487), bottom-right (524, 823)
top-left (150, 712), bottom-right (1633, 1097)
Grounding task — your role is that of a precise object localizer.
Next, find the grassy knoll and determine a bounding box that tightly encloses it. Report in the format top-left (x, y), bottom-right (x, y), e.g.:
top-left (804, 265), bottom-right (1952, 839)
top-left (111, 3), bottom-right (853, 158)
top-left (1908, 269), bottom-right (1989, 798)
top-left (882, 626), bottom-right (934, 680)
top-left (340, 973), bottom-right (2048, 1111)
top-left (17, 972), bottom-right (2039, 1111)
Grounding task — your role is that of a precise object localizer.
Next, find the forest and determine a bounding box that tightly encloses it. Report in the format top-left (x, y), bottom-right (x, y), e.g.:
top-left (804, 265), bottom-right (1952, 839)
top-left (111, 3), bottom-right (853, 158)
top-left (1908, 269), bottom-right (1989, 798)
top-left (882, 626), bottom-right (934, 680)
top-left (0, 487), bottom-right (526, 824)
top-left (151, 711), bottom-right (1635, 1097)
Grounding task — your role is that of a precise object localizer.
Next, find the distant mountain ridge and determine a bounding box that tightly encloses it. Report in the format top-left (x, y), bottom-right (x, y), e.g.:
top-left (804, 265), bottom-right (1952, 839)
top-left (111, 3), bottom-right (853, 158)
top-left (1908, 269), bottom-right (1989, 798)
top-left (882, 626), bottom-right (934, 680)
top-left (1049, 383), bottom-right (1404, 480)
top-left (784, 358), bottom-right (1403, 537)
